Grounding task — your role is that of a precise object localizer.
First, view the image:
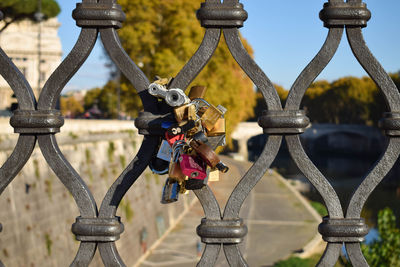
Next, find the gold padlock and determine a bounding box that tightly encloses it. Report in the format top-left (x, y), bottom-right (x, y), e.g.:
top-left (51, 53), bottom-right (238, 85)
top-left (154, 77), bottom-right (171, 86)
top-left (186, 120), bottom-right (203, 138)
top-left (201, 104), bottom-right (224, 131)
top-left (179, 181), bottom-right (188, 194)
top-left (188, 86), bottom-right (207, 100)
top-left (206, 117), bottom-right (225, 136)
top-left (208, 169), bottom-right (220, 182)
top-left (197, 106), bottom-right (208, 117)
top-left (174, 103), bottom-right (196, 123)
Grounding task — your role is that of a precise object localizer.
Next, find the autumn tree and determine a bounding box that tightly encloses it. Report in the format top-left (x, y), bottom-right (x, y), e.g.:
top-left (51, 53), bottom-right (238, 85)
top-left (83, 81), bottom-right (120, 119)
top-left (60, 96), bottom-right (84, 118)
top-left (390, 72), bottom-right (400, 95)
top-left (0, 0), bottom-right (60, 32)
top-left (300, 76), bottom-right (387, 125)
top-left (83, 88), bottom-right (101, 111)
top-left (251, 75), bottom-right (392, 126)
top-left (110, 0), bottom-right (256, 141)
top-left (250, 84), bottom-right (288, 121)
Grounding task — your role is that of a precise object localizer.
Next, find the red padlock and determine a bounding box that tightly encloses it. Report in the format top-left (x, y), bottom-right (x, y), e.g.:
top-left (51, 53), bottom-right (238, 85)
top-left (165, 132), bottom-right (185, 147)
top-left (179, 154), bottom-right (207, 180)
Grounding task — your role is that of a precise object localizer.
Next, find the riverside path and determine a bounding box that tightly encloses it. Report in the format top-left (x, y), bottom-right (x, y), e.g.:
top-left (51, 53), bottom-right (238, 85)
top-left (136, 156), bottom-right (321, 267)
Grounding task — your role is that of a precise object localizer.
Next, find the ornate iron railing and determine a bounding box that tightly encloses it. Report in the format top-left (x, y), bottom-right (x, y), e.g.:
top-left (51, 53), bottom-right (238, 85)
top-left (0, 0), bottom-right (399, 266)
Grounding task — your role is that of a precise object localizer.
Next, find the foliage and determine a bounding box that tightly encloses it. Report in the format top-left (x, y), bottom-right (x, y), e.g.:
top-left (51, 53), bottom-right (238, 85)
top-left (310, 201), bottom-right (328, 217)
top-left (60, 96), bottom-right (84, 118)
top-left (274, 257), bottom-right (313, 267)
top-left (302, 77), bottom-right (382, 125)
top-left (274, 254), bottom-right (345, 267)
top-left (250, 75), bottom-right (392, 126)
top-left (274, 255), bottom-right (345, 267)
top-left (103, 0), bottom-right (256, 144)
top-left (44, 233), bottom-right (53, 256)
top-left (250, 84), bottom-right (288, 121)
top-left (83, 81), bottom-right (119, 119)
top-left (361, 207), bottom-right (400, 267)
top-left (253, 75), bottom-right (398, 126)
top-left (0, 0), bottom-right (60, 32)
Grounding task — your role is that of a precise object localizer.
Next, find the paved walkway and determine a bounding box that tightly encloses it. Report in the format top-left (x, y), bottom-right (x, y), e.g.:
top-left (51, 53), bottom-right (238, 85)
top-left (137, 157), bottom-right (320, 267)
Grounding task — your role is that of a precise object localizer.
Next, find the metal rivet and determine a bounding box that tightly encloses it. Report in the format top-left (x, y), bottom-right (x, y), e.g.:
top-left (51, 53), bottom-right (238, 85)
top-left (320, 2), bottom-right (371, 28)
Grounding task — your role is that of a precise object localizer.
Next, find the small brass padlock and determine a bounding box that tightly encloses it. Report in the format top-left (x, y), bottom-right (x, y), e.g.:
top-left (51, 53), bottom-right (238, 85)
top-left (186, 120), bottom-right (203, 138)
top-left (197, 106), bottom-right (208, 117)
top-left (154, 77), bottom-right (171, 86)
top-left (201, 105), bottom-right (226, 132)
top-left (208, 169), bottom-right (220, 182)
top-left (207, 117), bottom-right (225, 136)
top-left (188, 86), bottom-right (207, 100)
top-left (179, 181), bottom-right (188, 194)
top-left (174, 103), bottom-right (197, 123)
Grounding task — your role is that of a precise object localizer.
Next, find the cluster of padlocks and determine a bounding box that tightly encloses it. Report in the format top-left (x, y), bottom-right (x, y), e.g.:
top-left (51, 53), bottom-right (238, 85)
top-left (147, 78), bottom-right (229, 204)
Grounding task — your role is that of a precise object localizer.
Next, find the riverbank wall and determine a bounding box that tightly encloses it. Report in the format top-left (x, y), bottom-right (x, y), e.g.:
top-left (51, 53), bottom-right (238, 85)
top-left (0, 119), bottom-right (195, 267)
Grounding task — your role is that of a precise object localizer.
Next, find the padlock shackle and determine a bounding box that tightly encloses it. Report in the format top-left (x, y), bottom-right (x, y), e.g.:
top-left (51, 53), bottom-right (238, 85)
top-left (172, 140), bottom-right (186, 162)
top-left (192, 98), bottom-right (211, 113)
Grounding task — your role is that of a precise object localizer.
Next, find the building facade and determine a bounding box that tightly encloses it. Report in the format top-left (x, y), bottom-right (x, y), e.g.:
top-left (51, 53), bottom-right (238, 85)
top-left (0, 18), bottom-right (62, 110)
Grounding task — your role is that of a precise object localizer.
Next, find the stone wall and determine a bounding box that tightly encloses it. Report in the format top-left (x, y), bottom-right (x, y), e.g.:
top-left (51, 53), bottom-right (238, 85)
top-left (0, 119), bottom-right (195, 267)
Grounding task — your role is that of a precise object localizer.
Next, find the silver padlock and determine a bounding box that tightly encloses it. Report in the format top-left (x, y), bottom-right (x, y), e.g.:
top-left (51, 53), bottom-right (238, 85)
top-left (157, 140), bottom-right (173, 162)
top-left (207, 135), bottom-right (226, 150)
top-left (166, 89), bottom-right (190, 107)
top-left (148, 83), bottom-right (168, 99)
top-left (148, 83), bottom-right (190, 107)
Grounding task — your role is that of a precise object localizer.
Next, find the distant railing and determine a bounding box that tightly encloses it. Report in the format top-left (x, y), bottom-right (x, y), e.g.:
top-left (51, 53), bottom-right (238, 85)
top-left (0, 0), bottom-right (399, 266)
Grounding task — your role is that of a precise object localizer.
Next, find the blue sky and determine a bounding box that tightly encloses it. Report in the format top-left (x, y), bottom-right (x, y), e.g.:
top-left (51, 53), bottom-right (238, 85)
top-left (58, 1), bottom-right (400, 92)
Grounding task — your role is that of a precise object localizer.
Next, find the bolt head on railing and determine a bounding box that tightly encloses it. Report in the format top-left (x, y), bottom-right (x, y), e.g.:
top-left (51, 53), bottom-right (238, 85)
top-left (318, 217), bottom-right (369, 243)
top-left (196, 2), bottom-right (248, 28)
top-left (258, 110), bottom-right (310, 135)
top-left (73, 3), bottom-right (126, 29)
top-left (10, 110), bottom-right (64, 134)
top-left (379, 112), bottom-right (400, 136)
top-left (71, 217), bottom-right (124, 242)
top-left (196, 218), bottom-right (248, 244)
top-left (320, 2), bottom-right (371, 28)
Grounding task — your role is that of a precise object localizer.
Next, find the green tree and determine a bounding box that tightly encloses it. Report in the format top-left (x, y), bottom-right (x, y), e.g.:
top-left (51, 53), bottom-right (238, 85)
top-left (361, 208), bottom-right (400, 267)
top-left (301, 77), bottom-right (384, 125)
top-left (60, 96), bottom-right (84, 118)
top-left (114, 0), bottom-right (256, 142)
top-left (84, 81), bottom-right (119, 119)
top-left (302, 80), bottom-right (331, 120)
top-left (0, 0), bottom-right (60, 32)
top-left (83, 88), bottom-right (101, 111)
top-left (390, 72), bottom-right (400, 90)
top-left (274, 257), bottom-right (313, 267)
top-left (250, 84), bottom-right (288, 121)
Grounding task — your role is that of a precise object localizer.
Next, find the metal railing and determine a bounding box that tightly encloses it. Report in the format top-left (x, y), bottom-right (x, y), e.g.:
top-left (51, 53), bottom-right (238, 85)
top-left (0, 0), bottom-right (399, 266)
